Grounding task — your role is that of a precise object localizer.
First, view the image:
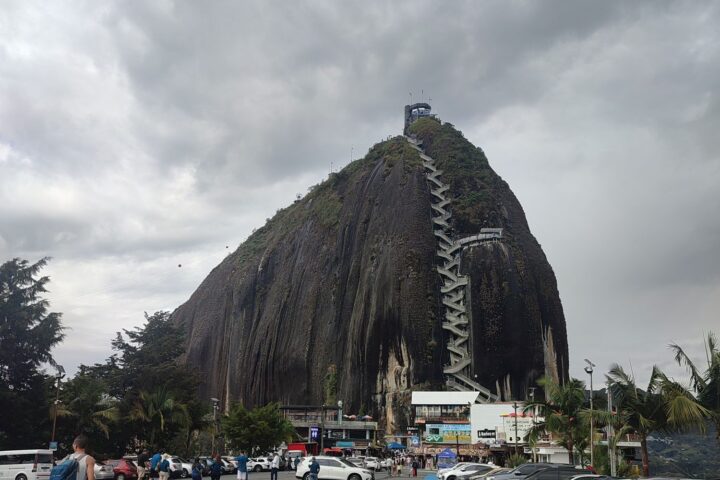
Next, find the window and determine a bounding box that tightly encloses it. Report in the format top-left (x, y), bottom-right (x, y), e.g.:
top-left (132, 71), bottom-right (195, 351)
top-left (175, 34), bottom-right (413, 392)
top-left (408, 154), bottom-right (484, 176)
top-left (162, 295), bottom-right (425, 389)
top-left (534, 471), bottom-right (557, 480)
top-left (317, 459), bottom-right (341, 468)
top-left (37, 454), bottom-right (54, 464)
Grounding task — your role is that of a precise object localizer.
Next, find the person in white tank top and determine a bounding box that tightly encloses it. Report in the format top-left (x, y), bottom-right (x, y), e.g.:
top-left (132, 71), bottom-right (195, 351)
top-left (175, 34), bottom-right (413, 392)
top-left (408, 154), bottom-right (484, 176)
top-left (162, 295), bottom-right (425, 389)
top-left (71, 435), bottom-right (96, 480)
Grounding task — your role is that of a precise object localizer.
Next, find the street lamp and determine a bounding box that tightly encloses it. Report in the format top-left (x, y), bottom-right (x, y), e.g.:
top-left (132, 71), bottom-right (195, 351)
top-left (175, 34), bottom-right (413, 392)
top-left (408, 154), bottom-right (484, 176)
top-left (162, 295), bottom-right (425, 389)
top-left (211, 397), bottom-right (220, 455)
top-left (51, 365), bottom-right (65, 444)
top-left (584, 359), bottom-right (596, 468)
top-left (512, 402), bottom-right (519, 456)
top-left (528, 387), bottom-right (537, 463)
top-left (320, 404), bottom-right (326, 451)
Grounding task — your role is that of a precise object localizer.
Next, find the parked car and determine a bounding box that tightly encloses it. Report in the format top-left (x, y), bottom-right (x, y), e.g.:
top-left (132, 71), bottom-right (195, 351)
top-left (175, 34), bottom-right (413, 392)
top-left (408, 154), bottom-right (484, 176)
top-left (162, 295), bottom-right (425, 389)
top-left (438, 463), bottom-right (472, 476)
top-left (440, 464), bottom-right (496, 480)
top-left (220, 459), bottom-right (236, 474)
top-left (363, 458), bottom-right (381, 471)
top-left (487, 464), bottom-right (557, 480)
top-left (523, 466), bottom-right (590, 480)
top-left (247, 458), bottom-right (271, 472)
top-left (95, 461), bottom-right (117, 480)
top-left (381, 459), bottom-right (393, 470)
top-left (222, 457), bottom-right (238, 469)
top-left (295, 456), bottom-right (374, 480)
top-left (345, 458), bottom-right (365, 468)
top-left (569, 476), bottom-right (612, 480)
top-left (104, 459), bottom-right (138, 480)
top-left (171, 458), bottom-right (194, 478)
top-left (0, 449), bottom-right (54, 480)
top-left (469, 468), bottom-right (511, 480)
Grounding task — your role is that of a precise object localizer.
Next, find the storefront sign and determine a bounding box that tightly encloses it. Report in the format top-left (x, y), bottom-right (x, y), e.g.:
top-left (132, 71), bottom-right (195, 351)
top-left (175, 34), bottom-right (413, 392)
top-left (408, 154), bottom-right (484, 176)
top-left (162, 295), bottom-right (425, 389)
top-left (424, 424), bottom-right (471, 443)
top-left (477, 429), bottom-right (495, 439)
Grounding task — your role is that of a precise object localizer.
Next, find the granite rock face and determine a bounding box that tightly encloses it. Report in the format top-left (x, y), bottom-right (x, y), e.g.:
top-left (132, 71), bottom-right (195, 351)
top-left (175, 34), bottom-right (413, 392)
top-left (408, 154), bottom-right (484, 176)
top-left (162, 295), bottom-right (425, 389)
top-left (172, 118), bottom-right (568, 430)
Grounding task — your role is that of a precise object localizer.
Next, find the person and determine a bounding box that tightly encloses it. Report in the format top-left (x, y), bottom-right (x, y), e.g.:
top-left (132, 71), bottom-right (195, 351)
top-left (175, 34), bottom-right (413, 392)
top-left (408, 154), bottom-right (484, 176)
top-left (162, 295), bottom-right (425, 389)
top-left (191, 459), bottom-right (203, 480)
top-left (395, 459), bottom-right (402, 477)
top-left (411, 458), bottom-right (418, 477)
top-left (137, 450), bottom-right (149, 480)
top-left (149, 452), bottom-right (162, 479)
top-left (308, 457), bottom-right (320, 480)
top-left (210, 455), bottom-right (223, 480)
top-left (70, 434), bottom-right (95, 480)
top-left (293, 457), bottom-right (300, 471)
top-left (270, 453), bottom-right (280, 480)
top-left (235, 451), bottom-right (248, 480)
top-left (158, 455), bottom-right (171, 480)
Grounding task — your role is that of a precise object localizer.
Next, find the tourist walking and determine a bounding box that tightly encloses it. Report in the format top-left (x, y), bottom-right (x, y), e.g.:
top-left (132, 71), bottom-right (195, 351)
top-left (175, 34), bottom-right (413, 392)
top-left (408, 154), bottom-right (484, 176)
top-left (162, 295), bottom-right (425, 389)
top-left (411, 458), bottom-right (418, 477)
top-left (71, 435), bottom-right (96, 480)
top-left (149, 452), bottom-right (162, 479)
top-left (395, 459), bottom-right (402, 477)
top-left (309, 457), bottom-right (320, 480)
top-left (158, 455), bottom-right (171, 480)
top-left (136, 450), bottom-right (149, 480)
top-left (191, 459), bottom-right (203, 480)
top-left (270, 453), bottom-right (280, 480)
top-left (235, 451), bottom-right (248, 480)
top-left (210, 455), bottom-right (223, 480)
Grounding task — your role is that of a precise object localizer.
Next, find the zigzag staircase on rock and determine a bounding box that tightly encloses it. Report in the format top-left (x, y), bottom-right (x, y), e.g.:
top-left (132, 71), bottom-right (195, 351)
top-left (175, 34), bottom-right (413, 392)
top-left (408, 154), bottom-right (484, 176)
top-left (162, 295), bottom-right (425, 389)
top-left (405, 135), bottom-right (501, 402)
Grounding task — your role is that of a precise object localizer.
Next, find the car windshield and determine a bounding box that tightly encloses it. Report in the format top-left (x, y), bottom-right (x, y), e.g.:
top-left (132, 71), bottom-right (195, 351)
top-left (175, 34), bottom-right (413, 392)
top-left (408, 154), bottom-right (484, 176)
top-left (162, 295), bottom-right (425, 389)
top-left (338, 459), bottom-right (357, 468)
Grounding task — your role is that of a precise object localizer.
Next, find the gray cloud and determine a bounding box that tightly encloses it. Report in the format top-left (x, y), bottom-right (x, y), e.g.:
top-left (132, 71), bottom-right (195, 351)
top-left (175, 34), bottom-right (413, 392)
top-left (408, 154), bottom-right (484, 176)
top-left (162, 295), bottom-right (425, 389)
top-left (1, 0), bottom-right (718, 385)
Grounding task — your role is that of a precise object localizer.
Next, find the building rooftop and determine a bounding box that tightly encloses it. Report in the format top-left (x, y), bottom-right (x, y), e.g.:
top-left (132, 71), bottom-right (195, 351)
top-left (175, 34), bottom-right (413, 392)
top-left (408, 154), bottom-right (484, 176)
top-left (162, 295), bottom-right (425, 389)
top-left (411, 391), bottom-right (480, 405)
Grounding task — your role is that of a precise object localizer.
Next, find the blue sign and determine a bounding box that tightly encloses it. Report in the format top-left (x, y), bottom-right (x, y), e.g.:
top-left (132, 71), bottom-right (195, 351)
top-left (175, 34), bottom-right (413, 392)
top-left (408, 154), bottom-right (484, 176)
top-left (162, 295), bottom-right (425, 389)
top-left (49, 441), bottom-right (58, 450)
top-left (411, 436), bottom-right (420, 446)
top-left (310, 427), bottom-right (320, 442)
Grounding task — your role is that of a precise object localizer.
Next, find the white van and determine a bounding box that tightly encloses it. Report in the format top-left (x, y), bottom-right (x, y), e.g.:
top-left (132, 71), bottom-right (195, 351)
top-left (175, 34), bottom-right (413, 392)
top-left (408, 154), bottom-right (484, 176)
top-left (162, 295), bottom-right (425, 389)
top-left (0, 450), bottom-right (54, 480)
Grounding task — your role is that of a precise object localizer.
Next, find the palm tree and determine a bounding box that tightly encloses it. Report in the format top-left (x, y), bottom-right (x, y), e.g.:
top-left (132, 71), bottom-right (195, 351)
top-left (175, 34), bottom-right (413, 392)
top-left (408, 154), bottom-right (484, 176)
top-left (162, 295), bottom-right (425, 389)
top-left (525, 376), bottom-right (586, 465)
top-left (129, 387), bottom-right (188, 448)
top-left (54, 375), bottom-right (120, 438)
top-left (670, 332), bottom-right (720, 444)
top-left (607, 364), bottom-right (709, 477)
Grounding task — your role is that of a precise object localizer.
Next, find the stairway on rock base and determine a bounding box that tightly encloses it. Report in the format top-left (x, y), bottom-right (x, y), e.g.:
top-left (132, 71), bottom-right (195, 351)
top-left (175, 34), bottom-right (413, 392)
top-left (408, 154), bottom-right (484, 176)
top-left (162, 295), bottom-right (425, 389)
top-left (405, 135), bottom-right (501, 403)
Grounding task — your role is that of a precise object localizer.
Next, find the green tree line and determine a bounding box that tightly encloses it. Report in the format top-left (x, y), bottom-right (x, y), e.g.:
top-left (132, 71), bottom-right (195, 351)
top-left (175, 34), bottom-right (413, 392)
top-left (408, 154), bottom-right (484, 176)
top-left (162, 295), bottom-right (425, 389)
top-left (526, 333), bottom-right (719, 477)
top-left (0, 257), bottom-right (293, 458)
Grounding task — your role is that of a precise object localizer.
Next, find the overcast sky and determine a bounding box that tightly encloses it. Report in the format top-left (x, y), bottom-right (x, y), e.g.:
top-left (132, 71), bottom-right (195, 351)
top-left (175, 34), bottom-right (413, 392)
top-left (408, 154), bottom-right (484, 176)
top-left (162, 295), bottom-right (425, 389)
top-left (2, 1), bottom-right (718, 389)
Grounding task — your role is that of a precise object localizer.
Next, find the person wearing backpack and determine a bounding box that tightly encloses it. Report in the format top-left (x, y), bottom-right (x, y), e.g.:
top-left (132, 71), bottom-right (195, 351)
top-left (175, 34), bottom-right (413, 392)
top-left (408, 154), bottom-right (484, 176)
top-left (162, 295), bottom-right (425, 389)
top-left (158, 455), bottom-right (171, 480)
top-left (50, 434), bottom-right (96, 480)
top-left (209, 455), bottom-right (223, 480)
top-left (191, 458), bottom-right (203, 480)
top-left (149, 452), bottom-right (162, 479)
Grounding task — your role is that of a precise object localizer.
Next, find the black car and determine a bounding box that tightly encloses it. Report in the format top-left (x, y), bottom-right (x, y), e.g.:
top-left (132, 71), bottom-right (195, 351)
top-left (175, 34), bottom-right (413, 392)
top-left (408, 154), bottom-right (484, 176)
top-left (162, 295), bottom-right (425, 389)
top-left (489, 464), bottom-right (558, 480)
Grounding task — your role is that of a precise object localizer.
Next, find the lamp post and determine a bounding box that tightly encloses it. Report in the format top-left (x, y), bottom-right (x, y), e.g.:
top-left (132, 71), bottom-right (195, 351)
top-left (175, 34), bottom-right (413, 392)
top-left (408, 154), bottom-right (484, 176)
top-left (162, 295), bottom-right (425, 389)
top-left (512, 402), bottom-right (519, 456)
top-left (50, 365), bottom-right (65, 444)
top-left (320, 404), bottom-right (326, 452)
top-left (211, 397), bottom-right (220, 455)
top-left (528, 387), bottom-right (537, 463)
top-left (584, 359), bottom-right (596, 468)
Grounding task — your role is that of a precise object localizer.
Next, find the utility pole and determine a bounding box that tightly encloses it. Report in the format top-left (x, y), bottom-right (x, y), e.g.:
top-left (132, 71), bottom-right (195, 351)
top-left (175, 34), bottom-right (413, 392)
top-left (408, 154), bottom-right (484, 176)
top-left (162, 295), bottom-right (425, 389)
top-left (584, 359), bottom-right (596, 468)
top-left (50, 366), bottom-right (65, 444)
top-left (528, 387), bottom-right (537, 463)
top-left (513, 402), bottom-right (519, 456)
top-left (607, 386), bottom-right (617, 477)
top-left (211, 397), bottom-right (220, 455)
top-left (320, 405), bottom-right (326, 451)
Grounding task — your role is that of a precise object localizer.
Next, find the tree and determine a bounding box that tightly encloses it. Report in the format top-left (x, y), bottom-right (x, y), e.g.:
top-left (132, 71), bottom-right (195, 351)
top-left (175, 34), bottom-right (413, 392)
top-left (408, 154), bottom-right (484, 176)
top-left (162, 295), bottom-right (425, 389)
top-left (222, 403), bottom-right (295, 455)
top-left (0, 257), bottom-right (64, 448)
top-left (607, 364), bottom-right (709, 477)
top-left (525, 376), bottom-right (586, 465)
top-left (129, 387), bottom-right (188, 449)
top-left (671, 332), bottom-right (720, 445)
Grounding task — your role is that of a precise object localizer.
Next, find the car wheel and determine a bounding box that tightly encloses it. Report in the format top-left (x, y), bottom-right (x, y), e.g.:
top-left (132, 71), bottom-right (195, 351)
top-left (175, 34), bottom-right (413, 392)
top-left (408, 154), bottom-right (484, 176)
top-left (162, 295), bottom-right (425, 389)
top-left (181, 470), bottom-right (189, 479)
top-left (447, 476), bottom-right (455, 480)
top-left (118, 475), bottom-right (126, 480)
top-left (348, 474), bottom-right (361, 480)
top-left (254, 466), bottom-right (262, 472)
top-left (16, 475), bottom-right (28, 480)
top-left (302, 474), bottom-right (310, 480)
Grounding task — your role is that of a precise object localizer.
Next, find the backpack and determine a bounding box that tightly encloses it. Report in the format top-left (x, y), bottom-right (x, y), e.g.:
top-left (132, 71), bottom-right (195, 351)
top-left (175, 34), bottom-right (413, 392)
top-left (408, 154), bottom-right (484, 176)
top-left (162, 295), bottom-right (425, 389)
top-left (50, 455), bottom-right (86, 480)
top-left (210, 462), bottom-right (223, 477)
top-left (159, 460), bottom-right (170, 473)
top-left (191, 466), bottom-right (202, 480)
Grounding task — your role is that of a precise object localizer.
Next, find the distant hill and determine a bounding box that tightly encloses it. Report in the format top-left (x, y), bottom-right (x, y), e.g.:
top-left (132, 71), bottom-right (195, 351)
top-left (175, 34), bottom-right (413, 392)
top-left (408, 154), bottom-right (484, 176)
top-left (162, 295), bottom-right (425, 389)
top-left (647, 424), bottom-right (719, 478)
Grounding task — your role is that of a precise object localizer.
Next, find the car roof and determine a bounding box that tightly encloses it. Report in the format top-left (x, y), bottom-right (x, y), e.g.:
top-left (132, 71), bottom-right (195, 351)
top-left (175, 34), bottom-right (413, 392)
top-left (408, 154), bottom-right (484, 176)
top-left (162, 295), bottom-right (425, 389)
top-left (0, 450), bottom-right (55, 455)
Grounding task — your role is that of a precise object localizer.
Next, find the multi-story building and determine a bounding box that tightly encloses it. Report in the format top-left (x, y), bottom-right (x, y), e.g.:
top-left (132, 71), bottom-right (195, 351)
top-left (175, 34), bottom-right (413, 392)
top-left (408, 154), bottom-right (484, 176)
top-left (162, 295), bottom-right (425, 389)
top-left (280, 405), bottom-right (379, 455)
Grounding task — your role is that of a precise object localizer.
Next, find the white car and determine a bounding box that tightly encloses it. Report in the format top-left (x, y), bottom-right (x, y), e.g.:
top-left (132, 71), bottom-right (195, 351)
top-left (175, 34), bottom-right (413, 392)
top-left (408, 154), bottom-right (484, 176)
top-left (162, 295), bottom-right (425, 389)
top-left (438, 463), bottom-right (471, 476)
top-left (172, 458), bottom-right (195, 478)
top-left (295, 456), bottom-right (374, 480)
top-left (363, 458), bottom-right (381, 471)
top-left (439, 464), bottom-right (496, 480)
top-left (247, 458), bottom-right (271, 472)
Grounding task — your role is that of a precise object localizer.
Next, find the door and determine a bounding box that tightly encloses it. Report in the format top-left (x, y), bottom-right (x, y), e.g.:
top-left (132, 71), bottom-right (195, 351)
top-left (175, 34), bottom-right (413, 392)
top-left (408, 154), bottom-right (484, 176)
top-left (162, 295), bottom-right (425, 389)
top-left (316, 459), bottom-right (344, 480)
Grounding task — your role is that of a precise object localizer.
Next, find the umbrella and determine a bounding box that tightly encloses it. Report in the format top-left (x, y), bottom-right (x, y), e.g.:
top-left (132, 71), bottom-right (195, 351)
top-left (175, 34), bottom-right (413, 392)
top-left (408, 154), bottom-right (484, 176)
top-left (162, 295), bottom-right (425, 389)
top-left (387, 442), bottom-right (405, 450)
